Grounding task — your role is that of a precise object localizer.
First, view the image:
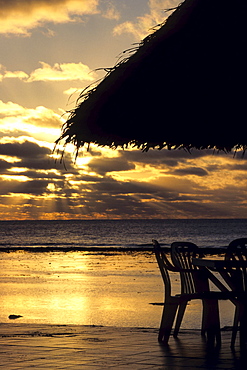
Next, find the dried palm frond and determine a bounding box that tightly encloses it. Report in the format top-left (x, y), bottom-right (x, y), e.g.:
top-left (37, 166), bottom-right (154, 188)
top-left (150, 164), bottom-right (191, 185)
top-left (56, 0), bottom-right (247, 157)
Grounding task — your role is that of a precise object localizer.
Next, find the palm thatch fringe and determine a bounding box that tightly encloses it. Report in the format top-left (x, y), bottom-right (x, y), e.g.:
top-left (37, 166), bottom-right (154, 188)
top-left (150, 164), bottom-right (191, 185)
top-left (56, 0), bottom-right (247, 156)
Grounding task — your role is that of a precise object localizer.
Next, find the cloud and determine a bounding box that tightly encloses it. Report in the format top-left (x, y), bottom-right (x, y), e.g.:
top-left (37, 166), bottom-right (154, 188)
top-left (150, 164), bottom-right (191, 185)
top-left (119, 148), bottom-right (211, 167)
top-left (0, 140), bottom-right (75, 174)
top-left (18, 156), bottom-right (55, 170)
top-left (101, 2), bottom-right (120, 20)
top-left (0, 100), bottom-right (63, 143)
top-left (0, 0), bottom-right (100, 35)
top-left (0, 177), bottom-right (65, 197)
top-left (0, 137), bottom-right (81, 203)
top-left (0, 140), bottom-right (55, 195)
top-left (0, 100), bottom-right (26, 117)
top-left (88, 157), bottom-right (135, 175)
top-left (0, 124), bottom-right (247, 219)
top-left (6, 179), bottom-right (50, 195)
top-left (151, 175), bottom-right (202, 193)
top-left (41, 28), bottom-right (56, 37)
top-left (0, 140), bottom-right (57, 171)
top-left (0, 140), bottom-right (50, 158)
top-left (1, 62), bottom-right (97, 83)
top-left (225, 162), bottom-right (247, 171)
top-left (171, 167), bottom-right (208, 177)
top-left (22, 107), bottom-right (63, 128)
top-left (67, 175), bottom-right (181, 218)
top-left (28, 62), bottom-right (97, 82)
top-left (1, 146), bottom-right (247, 219)
top-left (16, 170), bottom-right (64, 180)
top-left (113, 0), bottom-right (180, 40)
top-left (0, 159), bottom-right (12, 171)
top-left (2, 70), bottom-right (29, 80)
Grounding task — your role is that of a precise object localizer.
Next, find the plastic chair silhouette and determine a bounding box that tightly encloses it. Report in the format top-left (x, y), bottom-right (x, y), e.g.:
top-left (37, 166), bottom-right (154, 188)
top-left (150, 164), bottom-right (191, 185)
top-left (225, 238), bottom-right (247, 348)
top-left (153, 240), bottom-right (219, 345)
top-left (153, 240), bottom-right (189, 344)
top-left (154, 240), bottom-right (233, 346)
top-left (171, 241), bottom-right (228, 346)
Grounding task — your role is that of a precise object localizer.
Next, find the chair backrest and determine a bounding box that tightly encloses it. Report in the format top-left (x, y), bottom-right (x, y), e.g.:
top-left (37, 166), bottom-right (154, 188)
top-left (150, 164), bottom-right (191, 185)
top-left (153, 240), bottom-right (177, 299)
top-left (225, 238), bottom-right (247, 292)
top-left (171, 241), bottom-right (209, 295)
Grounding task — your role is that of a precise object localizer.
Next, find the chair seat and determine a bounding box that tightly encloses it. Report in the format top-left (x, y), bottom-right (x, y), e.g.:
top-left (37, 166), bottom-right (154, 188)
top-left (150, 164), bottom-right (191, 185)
top-left (199, 291), bottom-right (237, 300)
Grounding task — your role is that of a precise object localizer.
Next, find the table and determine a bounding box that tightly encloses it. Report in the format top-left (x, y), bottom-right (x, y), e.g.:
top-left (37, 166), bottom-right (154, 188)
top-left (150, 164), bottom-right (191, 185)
top-left (193, 257), bottom-right (247, 350)
top-left (192, 258), bottom-right (247, 270)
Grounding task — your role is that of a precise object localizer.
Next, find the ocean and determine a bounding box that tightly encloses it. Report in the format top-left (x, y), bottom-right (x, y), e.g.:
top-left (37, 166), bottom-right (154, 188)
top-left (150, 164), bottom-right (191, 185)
top-left (0, 218), bottom-right (247, 251)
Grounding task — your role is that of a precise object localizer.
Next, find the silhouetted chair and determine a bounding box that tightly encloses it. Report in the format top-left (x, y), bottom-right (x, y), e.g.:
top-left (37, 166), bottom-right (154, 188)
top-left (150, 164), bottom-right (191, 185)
top-left (225, 238), bottom-right (247, 348)
top-left (171, 241), bottom-right (227, 346)
top-left (153, 240), bottom-right (191, 344)
top-left (153, 240), bottom-right (225, 345)
top-left (156, 240), bottom-right (235, 347)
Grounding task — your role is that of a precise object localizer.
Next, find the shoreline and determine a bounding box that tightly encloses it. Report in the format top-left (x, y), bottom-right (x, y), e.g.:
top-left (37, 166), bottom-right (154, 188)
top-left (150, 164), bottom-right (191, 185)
top-left (0, 246), bottom-right (228, 253)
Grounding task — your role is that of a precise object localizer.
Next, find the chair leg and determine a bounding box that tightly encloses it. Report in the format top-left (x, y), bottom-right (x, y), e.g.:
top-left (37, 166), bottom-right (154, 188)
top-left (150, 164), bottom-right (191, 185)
top-left (158, 299), bottom-right (179, 344)
top-left (201, 301), bottom-right (207, 337)
top-left (231, 302), bottom-right (244, 348)
top-left (202, 299), bottom-right (221, 347)
top-left (173, 301), bottom-right (187, 338)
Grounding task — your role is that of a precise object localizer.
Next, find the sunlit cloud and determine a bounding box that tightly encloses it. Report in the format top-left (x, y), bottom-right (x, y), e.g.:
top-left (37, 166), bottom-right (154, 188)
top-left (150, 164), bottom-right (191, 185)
top-left (0, 0), bottom-right (100, 36)
top-left (0, 100), bottom-right (63, 143)
top-left (113, 0), bottom-right (180, 39)
top-left (1, 62), bottom-right (97, 83)
top-left (113, 21), bottom-right (145, 41)
top-left (0, 137), bottom-right (51, 159)
top-left (2, 70), bottom-right (29, 80)
top-left (0, 100), bottom-right (26, 117)
top-left (28, 62), bottom-right (97, 82)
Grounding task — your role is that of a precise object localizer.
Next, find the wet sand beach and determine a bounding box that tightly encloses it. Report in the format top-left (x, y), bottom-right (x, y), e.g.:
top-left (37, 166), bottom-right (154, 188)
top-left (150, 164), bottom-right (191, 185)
top-left (1, 250), bottom-right (246, 369)
top-left (1, 251), bottom-right (235, 328)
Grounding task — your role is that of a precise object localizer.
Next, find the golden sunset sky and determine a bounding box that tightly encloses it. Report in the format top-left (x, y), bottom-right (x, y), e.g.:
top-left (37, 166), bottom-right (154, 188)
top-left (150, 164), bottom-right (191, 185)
top-left (0, 0), bottom-right (247, 220)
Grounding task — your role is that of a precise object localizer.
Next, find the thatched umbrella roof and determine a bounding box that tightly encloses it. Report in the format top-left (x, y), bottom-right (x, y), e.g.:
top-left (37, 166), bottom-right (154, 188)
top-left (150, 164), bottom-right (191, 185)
top-left (56, 0), bottom-right (247, 155)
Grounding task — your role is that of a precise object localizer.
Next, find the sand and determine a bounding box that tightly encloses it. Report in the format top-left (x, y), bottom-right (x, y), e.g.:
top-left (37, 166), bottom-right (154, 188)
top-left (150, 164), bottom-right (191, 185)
top-left (0, 251), bottom-right (235, 329)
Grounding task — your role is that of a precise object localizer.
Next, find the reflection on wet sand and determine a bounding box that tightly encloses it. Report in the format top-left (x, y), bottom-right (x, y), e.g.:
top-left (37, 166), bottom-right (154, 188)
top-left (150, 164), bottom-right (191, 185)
top-left (0, 251), bottom-right (235, 329)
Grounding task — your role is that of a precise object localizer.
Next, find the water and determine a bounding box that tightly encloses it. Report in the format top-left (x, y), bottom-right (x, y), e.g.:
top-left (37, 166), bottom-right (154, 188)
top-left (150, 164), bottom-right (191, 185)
top-left (0, 219), bottom-right (246, 251)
